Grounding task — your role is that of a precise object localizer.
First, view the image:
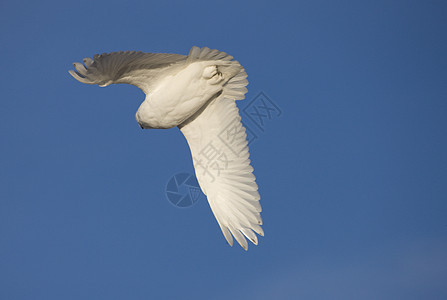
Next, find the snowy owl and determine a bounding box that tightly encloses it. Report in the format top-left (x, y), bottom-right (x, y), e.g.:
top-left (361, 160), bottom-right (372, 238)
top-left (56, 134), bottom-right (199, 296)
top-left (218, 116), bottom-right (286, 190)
top-left (69, 46), bottom-right (263, 250)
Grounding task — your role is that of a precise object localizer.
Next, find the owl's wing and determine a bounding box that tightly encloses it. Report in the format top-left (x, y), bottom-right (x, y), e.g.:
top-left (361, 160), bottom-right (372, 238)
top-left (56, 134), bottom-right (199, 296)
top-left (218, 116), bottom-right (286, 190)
top-left (179, 48), bottom-right (262, 250)
top-left (69, 51), bottom-right (187, 93)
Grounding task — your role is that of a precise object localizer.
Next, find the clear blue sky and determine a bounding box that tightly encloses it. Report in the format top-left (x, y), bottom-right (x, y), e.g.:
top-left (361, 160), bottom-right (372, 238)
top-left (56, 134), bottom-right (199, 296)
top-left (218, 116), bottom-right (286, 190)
top-left (1, 0), bottom-right (446, 299)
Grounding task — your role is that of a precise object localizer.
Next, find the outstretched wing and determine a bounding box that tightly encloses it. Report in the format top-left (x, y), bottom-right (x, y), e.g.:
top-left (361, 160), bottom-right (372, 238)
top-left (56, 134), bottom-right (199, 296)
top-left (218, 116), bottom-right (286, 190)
top-left (180, 97), bottom-right (263, 250)
top-left (179, 48), bottom-right (263, 250)
top-left (69, 51), bottom-right (187, 93)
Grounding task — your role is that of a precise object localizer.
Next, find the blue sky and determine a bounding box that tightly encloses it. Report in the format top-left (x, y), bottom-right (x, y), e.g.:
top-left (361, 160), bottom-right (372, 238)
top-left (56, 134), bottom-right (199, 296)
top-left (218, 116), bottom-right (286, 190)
top-left (1, 0), bottom-right (446, 299)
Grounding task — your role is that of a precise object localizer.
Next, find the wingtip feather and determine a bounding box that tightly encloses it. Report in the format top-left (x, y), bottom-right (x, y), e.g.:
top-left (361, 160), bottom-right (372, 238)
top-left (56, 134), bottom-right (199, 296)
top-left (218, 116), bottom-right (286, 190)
top-left (73, 62), bottom-right (88, 76)
top-left (68, 69), bottom-right (85, 82)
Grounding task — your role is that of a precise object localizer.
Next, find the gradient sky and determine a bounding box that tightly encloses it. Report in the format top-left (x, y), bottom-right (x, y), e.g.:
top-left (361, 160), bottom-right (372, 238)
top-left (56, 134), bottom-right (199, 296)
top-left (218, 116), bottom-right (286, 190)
top-left (1, 1), bottom-right (447, 299)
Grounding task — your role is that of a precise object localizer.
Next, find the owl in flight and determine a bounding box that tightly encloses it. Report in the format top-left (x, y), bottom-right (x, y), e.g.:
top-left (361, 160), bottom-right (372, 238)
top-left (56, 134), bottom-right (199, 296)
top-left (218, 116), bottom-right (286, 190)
top-left (69, 46), bottom-right (263, 250)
